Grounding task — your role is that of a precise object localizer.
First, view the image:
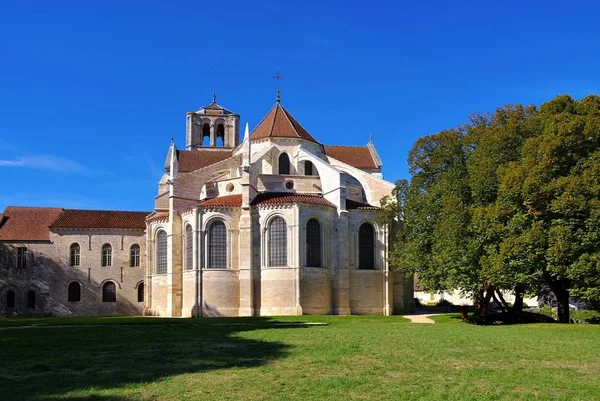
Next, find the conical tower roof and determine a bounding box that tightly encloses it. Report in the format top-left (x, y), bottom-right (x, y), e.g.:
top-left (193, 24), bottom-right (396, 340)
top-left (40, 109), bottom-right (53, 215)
top-left (250, 103), bottom-right (319, 144)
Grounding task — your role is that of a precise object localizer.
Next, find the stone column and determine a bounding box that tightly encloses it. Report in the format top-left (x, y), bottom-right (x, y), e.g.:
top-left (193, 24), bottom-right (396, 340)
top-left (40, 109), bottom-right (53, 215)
top-left (144, 223), bottom-right (152, 316)
top-left (238, 211), bottom-right (254, 316)
top-left (192, 208), bottom-right (200, 317)
top-left (166, 214), bottom-right (183, 317)
top-left (210, 124), bottom-right (215, 147)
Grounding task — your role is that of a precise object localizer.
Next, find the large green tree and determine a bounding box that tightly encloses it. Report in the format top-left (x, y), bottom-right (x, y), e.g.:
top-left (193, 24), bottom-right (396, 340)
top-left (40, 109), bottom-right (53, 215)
top-left (386, 95), bottom-right (600, 323)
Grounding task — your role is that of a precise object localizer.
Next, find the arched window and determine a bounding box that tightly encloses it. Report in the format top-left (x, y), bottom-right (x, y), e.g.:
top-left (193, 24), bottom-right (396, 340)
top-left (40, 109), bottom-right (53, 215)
top-left (130, 244), bottom-right (140, 267)
top-left (6, 290), bottom-right (15, 310)
top-left (359, 223), bottom-right (375, 270)
top-left (102, 282), bottom-right (116, 302)
top-left (208, 220), bottom-right (227, 268)
top-left (202, 123), bottom-right (211, 146)
top-left (137, 283), bottom-right (144, 303)
top-left (216, 123), bottom-right (225, 147)
top-left (185, 225), bottom-right (193, 270)
top-left (101, 244), bottom-right (112, 267)
top-left (269, 217), bottom-right (287, 266)
top-left (27, 290), bottom-right (35, 308)
top-left (306, 219), bottom-right (322, 267)
top-left (70, 243), bottom-right (80, 267)
top-left (278, 153), bottom-right (291, 175)
top-left (156, 230), bottom-right (167, 274)
top-left (68, 282), bottom-right (81, 302)
top-left (304, 161), bottom-right (314, 176)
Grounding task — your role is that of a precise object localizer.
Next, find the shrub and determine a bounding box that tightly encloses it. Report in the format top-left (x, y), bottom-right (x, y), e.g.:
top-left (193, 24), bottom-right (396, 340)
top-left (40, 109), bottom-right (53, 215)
top-left (424, 301), bottom-right (437, 307)
top-left (436, 299), bottom-right (453, 307)
top-left (414, 298), bottom-right (423, 307)
top-left (570, 309), bottom-right (600, 324)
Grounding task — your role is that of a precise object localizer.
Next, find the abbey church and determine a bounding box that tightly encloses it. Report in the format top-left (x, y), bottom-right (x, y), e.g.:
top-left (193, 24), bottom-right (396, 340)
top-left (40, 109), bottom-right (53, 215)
top-left (0, 96), bottom-right (414, 317)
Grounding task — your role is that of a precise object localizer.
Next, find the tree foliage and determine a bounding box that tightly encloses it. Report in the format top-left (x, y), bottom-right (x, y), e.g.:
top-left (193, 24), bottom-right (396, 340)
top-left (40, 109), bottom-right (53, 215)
top-left (385, 95), bottom-right (600, 323)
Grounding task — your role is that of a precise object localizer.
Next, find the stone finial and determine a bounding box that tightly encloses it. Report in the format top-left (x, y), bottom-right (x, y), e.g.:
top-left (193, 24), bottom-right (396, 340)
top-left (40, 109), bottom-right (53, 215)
top-left (244, 122), bottom-right (249, 141)
top-left (212, 92), bottom-right (217, 104)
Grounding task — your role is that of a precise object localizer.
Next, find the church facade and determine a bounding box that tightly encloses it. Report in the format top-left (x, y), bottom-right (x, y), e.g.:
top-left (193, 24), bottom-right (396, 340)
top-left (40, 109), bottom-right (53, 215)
top-left (0, 96), bottom-right (414, 317)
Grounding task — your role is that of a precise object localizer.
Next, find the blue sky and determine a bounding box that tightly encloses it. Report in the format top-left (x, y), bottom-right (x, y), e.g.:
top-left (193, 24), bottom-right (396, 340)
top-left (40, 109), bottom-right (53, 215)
top-left (1, 1), bottom-right (599, 211)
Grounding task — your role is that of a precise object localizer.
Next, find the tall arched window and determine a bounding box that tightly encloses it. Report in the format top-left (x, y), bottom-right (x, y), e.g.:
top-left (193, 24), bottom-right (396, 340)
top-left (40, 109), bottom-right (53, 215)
top-left (359, 223), bottom-right (375, 270)
top-left (216, 123), bottom-right (225, 147)
top-left (68, 282), bottom-right (81, 302)
top-left (102, 282), bottom-right (116, 302)
top-left (130, 244), bottom-right (140, 267)
top-left (306, 218), bottom-right (322, 267)
top-left (27, 290), bottom-right (35, 308)
top-left (304, 161), bottom-right (314, 176)
top-left (279, 153), bottom-right (291, 175)
top-left (202, 123), bottom-right (211, 146)
top-left (101, 244), bottom-right (112, 267)
top-left (185, 225), bottom-right (193, 270)
top-left (208, 220), bottom-right (227, 268)
top-left (269, 217), bottom-right (287, 266)
top-left (137, 283), bottom-right (144, 303)
top-left (70, 243), bottom-right (80, 267)
top-left (6, 290), bottom-right (15, 310)
top-left (156, 230), bottom-right (167, 274)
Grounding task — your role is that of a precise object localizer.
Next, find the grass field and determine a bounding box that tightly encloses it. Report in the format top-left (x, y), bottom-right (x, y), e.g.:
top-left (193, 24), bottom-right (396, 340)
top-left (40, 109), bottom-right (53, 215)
top-left (1, 315), bottom-right (600, 401)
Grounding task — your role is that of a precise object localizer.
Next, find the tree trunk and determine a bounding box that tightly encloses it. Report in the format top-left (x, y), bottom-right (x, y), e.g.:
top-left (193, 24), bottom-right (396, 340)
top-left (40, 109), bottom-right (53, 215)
top-left (495, 289), bottom-right (510, 313)
top-left (512, 285), bottom-right (525, 313)
top-left (556, 287), bottom-right (570, 323)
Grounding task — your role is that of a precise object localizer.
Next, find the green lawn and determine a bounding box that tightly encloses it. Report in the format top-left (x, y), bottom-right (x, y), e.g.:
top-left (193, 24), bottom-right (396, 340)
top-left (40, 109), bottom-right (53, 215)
top-left (1, 315), bottom-right (600, 401)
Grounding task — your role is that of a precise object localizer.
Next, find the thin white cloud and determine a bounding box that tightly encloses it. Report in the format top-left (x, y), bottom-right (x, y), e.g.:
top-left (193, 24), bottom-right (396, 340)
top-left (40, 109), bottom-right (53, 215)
top-left (0, 139), bottom-right (18, 152)
top-left (0, 155), bottom-right (89, 173)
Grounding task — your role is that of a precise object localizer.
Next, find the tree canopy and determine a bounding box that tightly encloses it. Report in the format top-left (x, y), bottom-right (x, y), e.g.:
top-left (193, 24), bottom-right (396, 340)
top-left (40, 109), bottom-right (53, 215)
top-left (385, 95), bottom-right (600, 323)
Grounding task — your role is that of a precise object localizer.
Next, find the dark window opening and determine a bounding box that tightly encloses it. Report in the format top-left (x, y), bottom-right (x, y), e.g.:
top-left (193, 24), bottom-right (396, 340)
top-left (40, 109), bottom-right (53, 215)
top-left (306, 219), bottom-right (322, 267)
top-left (16, 247), bottom-right (27, 269)
top-left (185, 225), bottom-right (193, 270)
top-left (137, 283), bottom-right (144, 303)
top-left (68, 282), bottom-right (81, 302)
top-left (102, 282), bottom-right (116, 303)
top-left (6, 290), bottom-right (15, 310)
top-left (359, 223), bottom-right (375, 270)
top-left (130, 244), bottom-right (140, 267)
top-left (279, 153), bottom-right (291, 175)
top-left (305, 161), bottom-right (314, 176)
top-left (27, 290), bottom-right (35, 308)
top-left (101, 244), bottom-right (112, 267)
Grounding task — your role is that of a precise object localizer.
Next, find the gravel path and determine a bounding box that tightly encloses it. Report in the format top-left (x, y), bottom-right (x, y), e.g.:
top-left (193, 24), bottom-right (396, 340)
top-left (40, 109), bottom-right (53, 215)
top-left (402, 314), bottom-right (438, 324)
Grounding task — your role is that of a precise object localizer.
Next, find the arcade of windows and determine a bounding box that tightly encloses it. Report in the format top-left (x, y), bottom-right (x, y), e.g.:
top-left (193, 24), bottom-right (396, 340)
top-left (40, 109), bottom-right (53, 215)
top-left (68, 243), bottom-right (141, 268)
top-left (155, 220), bottom-right (378, 273)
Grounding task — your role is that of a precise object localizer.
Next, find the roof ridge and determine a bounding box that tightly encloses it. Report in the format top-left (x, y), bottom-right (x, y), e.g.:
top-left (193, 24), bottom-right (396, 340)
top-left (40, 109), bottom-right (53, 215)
top-left (324, 144), bottom-right (369, 148)
top-left (5, 205), bottom-right (63, 209)
top-left (250, 103), bottom-right (278, 136)
top-left (280, 106), bottom-right (317, 142)
top-left (279, 105), bottom-right (301, 139)
top-left (62, 209), bottom-right (151, 213)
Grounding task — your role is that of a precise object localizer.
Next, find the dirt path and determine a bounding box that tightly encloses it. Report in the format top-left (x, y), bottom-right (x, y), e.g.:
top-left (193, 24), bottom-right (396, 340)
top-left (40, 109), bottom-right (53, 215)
top-left (402, 314), bottom-right (438, 324)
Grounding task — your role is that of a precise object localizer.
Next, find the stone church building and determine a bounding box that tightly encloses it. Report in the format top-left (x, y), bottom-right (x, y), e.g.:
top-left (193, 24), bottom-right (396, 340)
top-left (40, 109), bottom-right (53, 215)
top-left (0, 96), bottom-right (414, 317)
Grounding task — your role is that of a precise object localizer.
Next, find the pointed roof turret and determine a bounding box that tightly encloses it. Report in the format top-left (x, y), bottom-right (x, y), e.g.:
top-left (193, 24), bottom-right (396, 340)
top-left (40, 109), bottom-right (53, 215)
top-left (250, 103), bottom-right (319, 144)
top-left (194, 94), bottom-right (236, 116)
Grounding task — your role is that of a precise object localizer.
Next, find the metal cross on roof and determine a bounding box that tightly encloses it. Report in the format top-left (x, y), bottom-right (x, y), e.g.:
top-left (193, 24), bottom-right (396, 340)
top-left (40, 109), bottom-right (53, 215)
top-left (272, 69), bottom-right (284, 103)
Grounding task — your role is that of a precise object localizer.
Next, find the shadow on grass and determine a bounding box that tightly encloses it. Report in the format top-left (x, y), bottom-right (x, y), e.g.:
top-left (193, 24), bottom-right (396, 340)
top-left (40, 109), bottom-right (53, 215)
top-left (0, 317), bottom-right (299, 401)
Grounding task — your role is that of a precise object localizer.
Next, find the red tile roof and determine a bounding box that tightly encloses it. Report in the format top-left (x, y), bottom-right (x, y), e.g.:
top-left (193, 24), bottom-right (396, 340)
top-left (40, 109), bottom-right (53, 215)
top-left (198, 194), bottom-right (242, 208)
top-left (346, 199), bottom-right (379, 210)
top-left (323, 145), bottom-right (378, 169)
top-left (146, 211), bottom-right (169, 222)
top-left (252, 192), bottom-right (335, 208)
top-left (250, 103), bottom-right (319, 143)
top-left (0, 206), bottom-right (63, 241)
top-left (177, 149), bottom-right (233, 173)
top-left (50, 209), bottom-right (149, 230)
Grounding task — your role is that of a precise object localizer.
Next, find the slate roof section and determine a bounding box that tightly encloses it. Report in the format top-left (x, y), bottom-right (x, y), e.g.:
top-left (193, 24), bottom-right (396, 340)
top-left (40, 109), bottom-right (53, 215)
top-left (177, 149), bottom-right (233, 173)
top-left (0, 206), bottom-right (63, 241)
top-left (198, 194), bottom-right (243, 208)
top-left (345, 199), bottom-right (379, 210)
top-left (50, 209), bottom-right (150, 230)
top-left (250, 103), bottom-right (319, 143)
top-left (252, 192), bottom-right (336, 208)
top-left (323, 145), bottom-right (379, 169)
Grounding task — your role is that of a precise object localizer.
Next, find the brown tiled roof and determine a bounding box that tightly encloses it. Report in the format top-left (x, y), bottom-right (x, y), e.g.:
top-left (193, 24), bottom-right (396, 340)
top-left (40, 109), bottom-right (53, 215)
top-left (146, 211), bottom-right (169, 222)
top-left (198, 194), bottom-right (242, 208)
top-left (323, 145), bottom-right (378, 169)
top-left (250, 103), bottom-right (319, 143)
top-left (177, 149), bottom-right (233, 173)
top-left (252, 192), bottom-right (335, 208)
top-left (50, 209), bottom-right (149, 230)
top-left (0, 206), bottom-right (63, 241)
top-left (346, 199), bottom-right (379, 210)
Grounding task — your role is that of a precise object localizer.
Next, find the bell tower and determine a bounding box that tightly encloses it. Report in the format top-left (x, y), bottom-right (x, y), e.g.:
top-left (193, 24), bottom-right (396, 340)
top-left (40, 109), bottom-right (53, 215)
top-left (185, 94), bottom-right (240, 149)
